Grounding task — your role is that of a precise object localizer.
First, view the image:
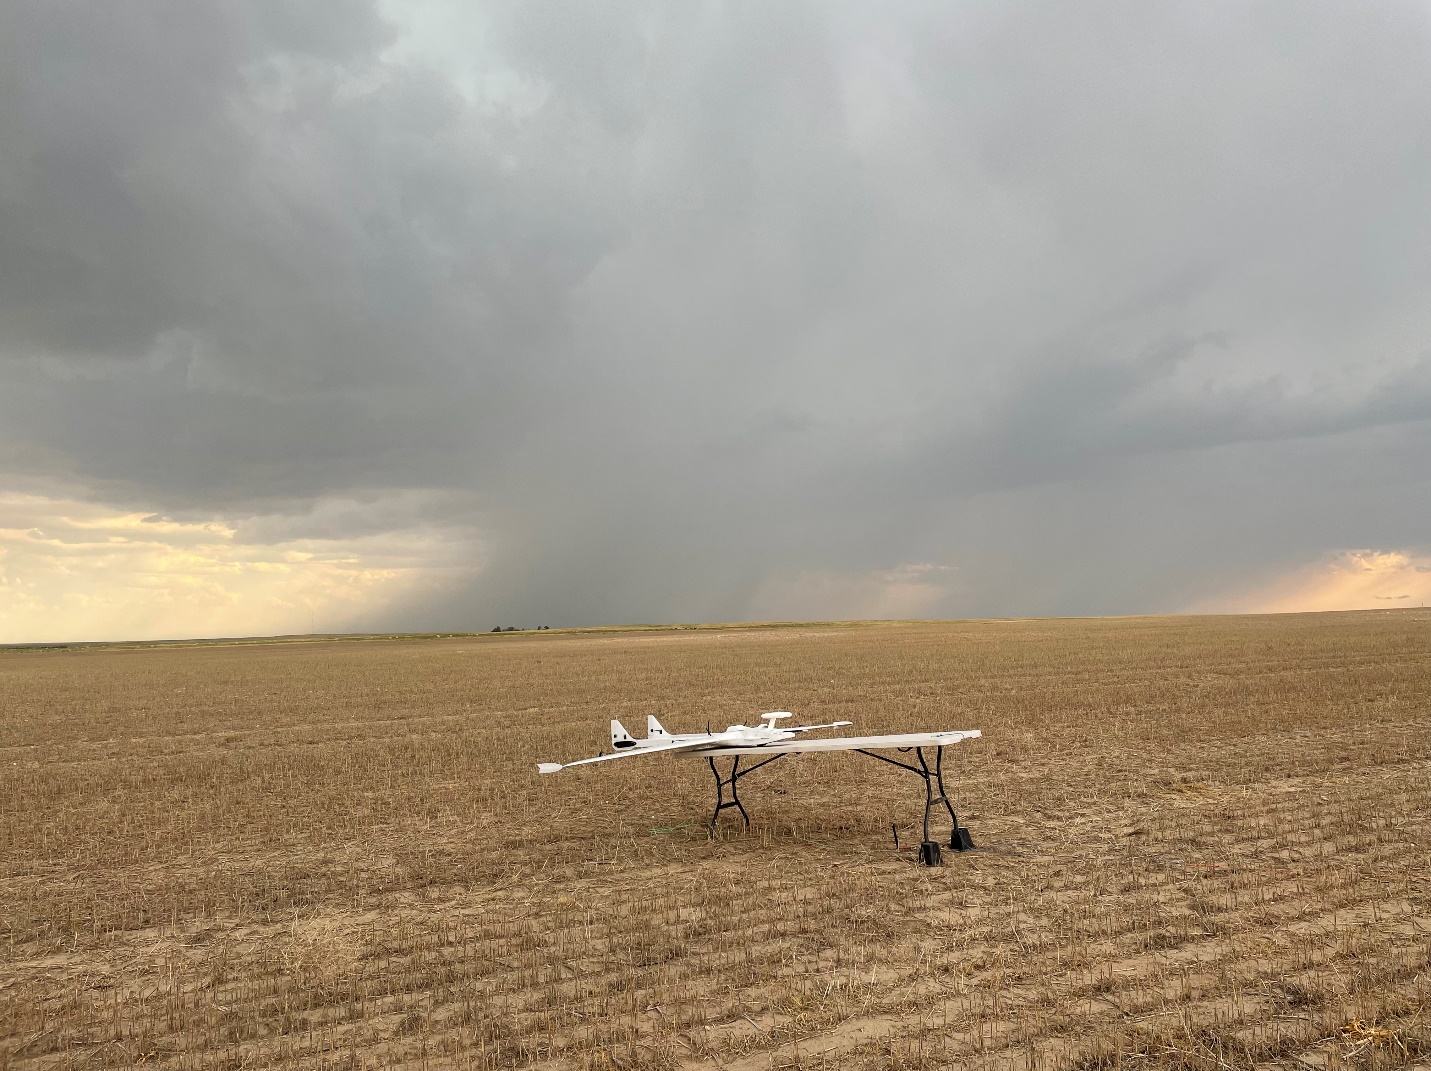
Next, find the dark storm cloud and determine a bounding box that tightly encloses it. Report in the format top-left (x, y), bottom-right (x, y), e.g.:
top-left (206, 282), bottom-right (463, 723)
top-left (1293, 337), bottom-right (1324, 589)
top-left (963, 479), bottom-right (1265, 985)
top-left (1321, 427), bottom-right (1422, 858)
top-left (2, 0), bottom-right (1428, 628)
top-left (0, 0), bottom-right (617, 500)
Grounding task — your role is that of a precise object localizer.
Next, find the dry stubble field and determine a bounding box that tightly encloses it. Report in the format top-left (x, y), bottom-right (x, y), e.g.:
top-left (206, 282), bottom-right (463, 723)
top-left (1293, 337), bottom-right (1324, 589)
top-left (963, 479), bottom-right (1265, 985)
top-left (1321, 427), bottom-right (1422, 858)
top-left (1, 612), bottom-right (1428, 1071)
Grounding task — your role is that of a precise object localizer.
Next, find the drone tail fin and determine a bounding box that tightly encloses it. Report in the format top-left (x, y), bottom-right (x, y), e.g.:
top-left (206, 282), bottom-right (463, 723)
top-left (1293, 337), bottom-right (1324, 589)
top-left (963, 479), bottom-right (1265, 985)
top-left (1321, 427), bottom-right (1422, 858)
top-left (646, 714), bottom-right (668, 738)
top-left (611, 719), bottom-right (636, 749)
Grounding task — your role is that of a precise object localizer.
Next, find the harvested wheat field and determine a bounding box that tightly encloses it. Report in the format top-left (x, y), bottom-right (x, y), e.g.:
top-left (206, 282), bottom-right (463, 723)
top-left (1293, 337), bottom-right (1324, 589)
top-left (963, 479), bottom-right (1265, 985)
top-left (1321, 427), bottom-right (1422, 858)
top-left (1, 611), bottom-right (1428, 1071)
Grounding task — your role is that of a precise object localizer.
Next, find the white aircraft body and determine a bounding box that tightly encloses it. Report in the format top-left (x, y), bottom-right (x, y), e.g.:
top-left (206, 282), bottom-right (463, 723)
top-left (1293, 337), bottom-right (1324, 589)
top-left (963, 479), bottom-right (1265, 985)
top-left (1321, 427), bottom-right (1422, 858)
top-left (536, 712), bottom-right (983, 863)
top-left (537, 712), bottom-right (982, 773)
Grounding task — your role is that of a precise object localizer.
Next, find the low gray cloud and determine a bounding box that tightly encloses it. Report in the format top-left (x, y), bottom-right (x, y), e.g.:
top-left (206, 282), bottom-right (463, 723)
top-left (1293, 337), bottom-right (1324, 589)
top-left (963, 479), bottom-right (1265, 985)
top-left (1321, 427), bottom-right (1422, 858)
top-left (2, 0), bottom-right (1428, 633)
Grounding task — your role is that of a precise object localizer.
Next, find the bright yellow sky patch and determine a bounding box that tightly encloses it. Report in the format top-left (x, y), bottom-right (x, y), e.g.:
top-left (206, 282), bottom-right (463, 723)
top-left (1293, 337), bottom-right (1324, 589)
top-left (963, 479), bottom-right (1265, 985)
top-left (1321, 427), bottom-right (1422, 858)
top-left (0, 492), bottom-right (480, 643)
top-left (1191, 550), bottom-right (1431, 615)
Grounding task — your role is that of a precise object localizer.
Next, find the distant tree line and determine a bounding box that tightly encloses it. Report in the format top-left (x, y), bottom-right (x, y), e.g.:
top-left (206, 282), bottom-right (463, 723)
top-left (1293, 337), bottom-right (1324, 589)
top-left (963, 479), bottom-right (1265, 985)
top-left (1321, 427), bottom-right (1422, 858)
top-left (491, 626), bottom-right (551, 632)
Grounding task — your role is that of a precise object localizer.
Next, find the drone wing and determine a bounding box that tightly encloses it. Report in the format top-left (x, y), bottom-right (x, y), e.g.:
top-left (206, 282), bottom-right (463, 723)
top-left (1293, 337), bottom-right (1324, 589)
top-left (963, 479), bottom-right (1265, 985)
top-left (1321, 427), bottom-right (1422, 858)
top-left (699, 729), bottom-right (981, 756)
top-left (784, 719), bottom-right (854, 734)
top-left (536, 736), bottom-right (720, 774)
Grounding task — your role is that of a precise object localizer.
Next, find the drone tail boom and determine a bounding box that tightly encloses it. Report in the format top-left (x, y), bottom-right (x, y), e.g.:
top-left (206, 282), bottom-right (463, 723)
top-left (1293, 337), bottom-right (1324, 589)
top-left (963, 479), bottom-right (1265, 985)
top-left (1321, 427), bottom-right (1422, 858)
top-left (537, 735), bottom-right (717, 775)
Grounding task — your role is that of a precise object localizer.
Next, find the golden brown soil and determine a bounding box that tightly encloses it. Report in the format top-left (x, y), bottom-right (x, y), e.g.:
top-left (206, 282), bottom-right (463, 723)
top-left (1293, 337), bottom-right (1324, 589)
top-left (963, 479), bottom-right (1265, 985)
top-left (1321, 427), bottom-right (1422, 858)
top-left (1, 611), bottom-right (1427, 1070)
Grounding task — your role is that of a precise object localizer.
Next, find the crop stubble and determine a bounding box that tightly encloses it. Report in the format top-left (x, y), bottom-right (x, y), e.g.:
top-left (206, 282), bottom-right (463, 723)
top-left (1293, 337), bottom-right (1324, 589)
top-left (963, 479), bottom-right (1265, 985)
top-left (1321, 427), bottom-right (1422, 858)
top-left (1, 611), bottom-right (1427, 1069)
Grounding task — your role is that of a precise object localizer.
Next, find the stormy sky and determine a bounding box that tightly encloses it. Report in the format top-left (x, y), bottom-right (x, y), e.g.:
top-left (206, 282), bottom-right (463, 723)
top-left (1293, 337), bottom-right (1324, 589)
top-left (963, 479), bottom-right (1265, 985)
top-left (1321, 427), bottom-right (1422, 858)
top-left (2, 1), bottom-right (1429, 641)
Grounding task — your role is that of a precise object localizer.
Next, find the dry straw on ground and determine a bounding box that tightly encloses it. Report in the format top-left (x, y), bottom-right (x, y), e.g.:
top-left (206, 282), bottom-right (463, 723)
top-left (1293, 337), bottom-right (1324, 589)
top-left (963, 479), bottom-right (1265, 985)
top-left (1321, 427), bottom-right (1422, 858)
top-left (1, 611), bottom-right (1427, 1070)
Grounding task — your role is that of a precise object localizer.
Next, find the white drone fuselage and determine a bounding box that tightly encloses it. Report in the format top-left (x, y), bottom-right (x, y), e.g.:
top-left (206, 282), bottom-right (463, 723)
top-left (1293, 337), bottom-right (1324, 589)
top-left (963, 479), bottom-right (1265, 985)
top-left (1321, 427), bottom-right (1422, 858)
top-left (615, 711), bottom-right (819, 749)
top-left (537, 712), bottom-right (857, 774)
top-left (536, 712), bottom-right (985, 776)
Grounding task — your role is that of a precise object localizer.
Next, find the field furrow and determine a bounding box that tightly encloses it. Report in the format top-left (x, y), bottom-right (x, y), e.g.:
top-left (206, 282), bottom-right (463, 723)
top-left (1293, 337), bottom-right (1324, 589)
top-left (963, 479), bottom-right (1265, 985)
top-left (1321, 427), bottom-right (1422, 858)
top-left (2, 612), bottom-right (1427, 1069)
